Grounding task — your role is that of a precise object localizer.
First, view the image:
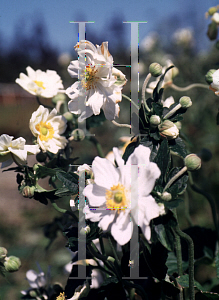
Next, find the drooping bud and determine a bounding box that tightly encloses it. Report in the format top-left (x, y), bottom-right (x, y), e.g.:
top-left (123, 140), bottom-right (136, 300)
top-left (184, 154), bottom-right (201, 171)
top-left (205, 69), bottom-right (216, 84)
top-left (179, 96), bottom-right (192, 108)
top-left (150, 115), bottom-right (161, 126)
top-left (149, 63), bottom-right (162, 77)
top-left (22, 186), bottom-right (35, 198)
top-left (0, 247), bottom-right (7, 260)
top-left (63, 112), bottom-right (73, 122)
top-left (158, 120), bottom-right (179, 140)
top-left (4, 256), bottom-right (21, 272)
top-left (71, 129), bottom-right (85, 141)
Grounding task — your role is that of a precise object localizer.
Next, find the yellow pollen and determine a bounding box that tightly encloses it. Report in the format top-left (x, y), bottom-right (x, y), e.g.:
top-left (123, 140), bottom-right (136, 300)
top-left (35, 121), bottom-right (55, 141)
top-left (34, 80), bottom-right (46, 89)
top-left (56, 292), bottom-right (66, 300)
top-left (81, 65), bottom-right (99, 90)
top-left (105, 183), bottom-right (128, 212)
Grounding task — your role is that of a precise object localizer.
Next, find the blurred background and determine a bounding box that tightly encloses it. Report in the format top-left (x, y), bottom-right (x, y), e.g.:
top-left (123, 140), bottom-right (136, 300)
top-left (1, 0), bottom-right (219, 298)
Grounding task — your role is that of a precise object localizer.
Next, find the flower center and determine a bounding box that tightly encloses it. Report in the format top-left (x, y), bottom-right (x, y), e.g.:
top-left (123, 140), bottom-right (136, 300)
top-left (35, 121), bottom-right (55, 141)
top-left (105, 183), bottom-right (128, 212)
top-left (81, 65), bottom-right (99, 90)
top-left (34, 80), bottom-right (46, 89)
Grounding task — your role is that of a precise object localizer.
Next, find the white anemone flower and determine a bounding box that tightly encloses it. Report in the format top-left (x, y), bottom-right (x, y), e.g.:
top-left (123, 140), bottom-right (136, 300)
top-left (25, 269), bottom-right (47, 289)
top-left (66, 40), bottom-right (127, 121)
top-left (16, 66), bottom-right (64, 98)
top-left (209, 69), bottom-right (219, 96)
top-left (29, 105), bottom-right (68, 154)
top-left (0, 134), bottom-right (40, 168)
top-left (83, 145), bottom-right (165, 246)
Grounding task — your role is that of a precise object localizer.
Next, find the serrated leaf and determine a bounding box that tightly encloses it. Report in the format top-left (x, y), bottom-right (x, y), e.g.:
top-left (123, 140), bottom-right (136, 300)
top-left (35, 165), bottom-right (57, 178)
top-left (55, 187), bottom-right (73, 197)
top-left (122, 139), bottom-right (139, 163)
top-left (140, 136), bottom-right (159, 160)
top-left (149, 130), bottom-right (161, 141)
top-left (176, 274), bottom-right (205, 291)
top-left (166, 167), bottom-right (188, 199)
top-left (154, 139), bottom-right (170, 186)
top-left (166, 252), bottom-right (189, 275)
top-left (169, 137), bottom-right (187, 158)
top-left (152, 102), bottom-right (163, 116)
top-left (153, 66), bottom-right (174, 102)
top-left (56, 172), bottom-right (79, 194)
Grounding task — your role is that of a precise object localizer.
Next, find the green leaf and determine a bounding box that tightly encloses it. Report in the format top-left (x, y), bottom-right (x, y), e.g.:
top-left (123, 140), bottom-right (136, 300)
top-left (122, 139), bottom-right (139, 163)
top-left (152, 102), bottom-right (163, 116)
top-left (166, 252), bottom-right (189, 275)
top-left (56, 171), bottom-right (79, 194)
top-left (149, 130), bottom-right (161, 141)
top-left (54, 187), bottom-right (73, 197)
top-left (166, 167), bottom-right (188, 199)
top-left (140, 136), bottom-right (159, 161)
top-left (154, 139), bottom-right (170, 186)
top-left (35, 165), bottom-right (57, 178)
top-left (176, 274), bottom-right (205, 291)
top-left (169, 137), bottom-right (187, 158)
top-left (153, 66), bottom-right (174, 102)
top-left (196, 292), bottom-right (219, 300)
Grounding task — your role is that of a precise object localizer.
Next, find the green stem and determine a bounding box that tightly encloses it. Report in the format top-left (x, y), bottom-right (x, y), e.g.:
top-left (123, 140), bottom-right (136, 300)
top-left (49, 199), bottom-right (78, 222)
top-left (141, 73), bottom-right (151, 112)
top-left (184, 190), bottom-right (193, 227)
top-left (36, 96), bottom-right (54, 109)
top-left (122, 94), bottom-right (139, 110)
top-left (175, 225), bottom-right (194, 300)
top-left (173, 228), bottom-right (183, 276)
top-left (163, 166), bottom-right (188, 192)
top-left (189, 173), bottom-right (219, 240)
top-left (111, 120), bottom-right (131, 129)
top-left (88, 136), bottom-right (105, 158)
top-left (170, 83), bottom-right (209, 92)
top-left (163, 103), bottom-right (182, 119)
top-left (107, 235), bottom-right (120, 266)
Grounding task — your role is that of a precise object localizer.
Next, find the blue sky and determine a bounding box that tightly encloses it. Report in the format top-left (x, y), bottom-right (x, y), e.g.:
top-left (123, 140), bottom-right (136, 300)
top-left (0, 0), bottom-right (218, 54)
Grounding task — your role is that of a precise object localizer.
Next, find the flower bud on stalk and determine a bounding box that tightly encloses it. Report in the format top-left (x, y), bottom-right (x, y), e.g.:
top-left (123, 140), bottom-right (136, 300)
top-left (179, 96), bottom-right (192, 108)
top-left (184, 154), bottom-right (202, 171)
top-left (22, 186), bottom-right (36, 198)
top-left (52, 93), bottom-right (66, 105)
top-left (207, 22), bottom-right (218, 40)
top-left (150, 115), bottom-right (161, 127)
top-left (63, 112), bottom-right (73, 122)
top-left (0, 247), bottom-right (7, 260)
top-left (4, 256), bottom-right (21, 272)
top-left (208, 6), bottom-right (219, 16)
top-left (205, 69), bottom-right (216, 84)
top-left (158, 120), bottom-right (179, 140)
top-left (149, 63), bottom-right (162, 77)
top-left (70, 129), bottom-right (85, 141)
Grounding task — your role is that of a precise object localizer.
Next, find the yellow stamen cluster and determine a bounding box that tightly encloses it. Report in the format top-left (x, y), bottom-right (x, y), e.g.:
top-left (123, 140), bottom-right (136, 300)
top-left (35, 121), bottom-right (55, 141)
top-left (34, 80), bottom-right (46, 89)
top-left (56, 292), bottom-right (66, 300)
top-left (81, 65), bottom-right (99, 90)
top-left (105, 183), bottom-right (128, 212)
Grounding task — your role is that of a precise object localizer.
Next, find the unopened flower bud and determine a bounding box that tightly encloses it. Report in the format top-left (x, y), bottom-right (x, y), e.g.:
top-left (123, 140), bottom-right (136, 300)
top-left (160, 192), bottom-right (172, 201)
top-left (22, 186), bottom-right (35, 198)
top-left (150, 115), bottom-right (161, 126)
top-left (158, 120), bottom-right (179, 140)
top-left (184, 154), bottom-right (201, 171)
top-left (205, 69), bottom-right (216, 85)
top-left (212, 12), bottom-right (219, 25)
top-left (4, 256), bottom-right (21, 272)
top-left (80, 226), bottom-right (90, 236)
top-left (149, 63), bottom-right (162, 77)
top-left (207, 22), bottom-right (218, 40)
top-left (71, 129), bottom-right (85, 141)
top-left (175, 121), bottom-right (182, 130)
top-left (63, 112), bottom-right (73, 122)
top-left (29, 291), bottom-right (38, 298)
top-left (179, 96), bottom-right (192, 108)
top-left (52, 93), bottom-right (66, 104)
top-left (107, 256), bottom-right (115, 263)
top-left (208, 6), bottom-right (218, 16)
top-left (0, 247), bottom-right (7, 259)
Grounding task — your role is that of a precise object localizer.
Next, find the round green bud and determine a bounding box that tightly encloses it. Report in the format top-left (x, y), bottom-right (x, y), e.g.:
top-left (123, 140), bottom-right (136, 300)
top-left (80, 226), bottom-right (91, 236)
top-left (63, 112), bottom-right (73, 122)
top-left (29, 290), bottom-right (38, 298)
top-left (107, 256), bottom-right (115, 263)
top-left (160, 192), bottom-right (172, 201)
top-left (184, 154), bottom-right (201, 171)
top-left (52, 93), bottom-right (66, 104)
top-left (71, 129), bottom-right (85, 141)
top-left (0, 247), bottom-right (7, 259)
top-left (149, 63), bottom-right (162, 77)
top-left (158, 120), bottom-right (179, 140)
top-left (4, 256), bottom-right (21, 272)
top-left (208, 6), bottom-right (218, 16)
top-left (150, 115), bottom-right (161, 126)
top-left (205, 69), bottom-right (216, 84)
top-left (22, 186), bottom-right (35, 198)
top-left (36, 151), bottom-right (47, 163)
top-left (179, 96), bottom-right (192, 108)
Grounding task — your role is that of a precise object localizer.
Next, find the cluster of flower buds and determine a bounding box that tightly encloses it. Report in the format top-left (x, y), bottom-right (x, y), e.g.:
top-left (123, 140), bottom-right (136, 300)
top-left (0, 247), bottom-right (21, 272)
top-left (206, 5), bottom-right (219, 40)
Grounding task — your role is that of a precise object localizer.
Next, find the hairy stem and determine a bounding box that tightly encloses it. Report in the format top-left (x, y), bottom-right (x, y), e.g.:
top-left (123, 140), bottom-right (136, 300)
top-left (163, 166), bottom-right (187, 192)
top-left (142, 73), bottom-right (152, 112)
top-left (111, 120), bottom-right (131, 129)
top-left (170, 83), bottom-right (209, 92)
top-left (122, 94), bottom-right (139, 110)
